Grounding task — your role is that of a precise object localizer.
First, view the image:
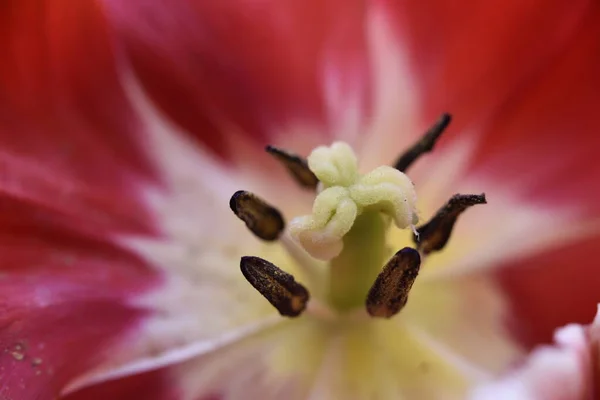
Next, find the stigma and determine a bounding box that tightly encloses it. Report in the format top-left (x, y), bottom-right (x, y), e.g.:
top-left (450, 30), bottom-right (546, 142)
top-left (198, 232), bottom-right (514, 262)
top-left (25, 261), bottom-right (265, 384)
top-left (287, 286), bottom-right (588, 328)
top-left (289, 142), bottom-right (418, 261)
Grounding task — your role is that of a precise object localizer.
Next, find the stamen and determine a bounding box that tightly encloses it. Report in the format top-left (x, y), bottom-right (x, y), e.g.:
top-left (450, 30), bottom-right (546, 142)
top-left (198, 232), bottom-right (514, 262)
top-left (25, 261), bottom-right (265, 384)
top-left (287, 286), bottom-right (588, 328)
top-left (394, 113), bottom-right (452, 172)
top-left (414, 193), bottom-right (487, 255)
top-left (240, 256), bottom-right (310, 317)
top-left (266, 145), bottom-right (319, 189)
top-left (365, 248), bottom-right (421, 318)
top-left (229, 190), bottom-right (285, 241)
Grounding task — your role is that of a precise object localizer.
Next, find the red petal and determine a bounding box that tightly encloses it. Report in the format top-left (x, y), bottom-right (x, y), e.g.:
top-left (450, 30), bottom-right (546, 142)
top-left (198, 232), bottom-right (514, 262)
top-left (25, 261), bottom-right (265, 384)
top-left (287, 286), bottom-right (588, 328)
top-left (463, 5), bottom-right (600, 214)
top-left (0, 227), bottom-right (158, 398)
top-left (462, 5), bottom-right (600, 350)
top-left (381, 0), bottom-right (600, 349)
top-left (0, 3), bottom-right (165, 396)
top-left (1, 0), bottom-right (159, 235)
top-left (497, 232), bottom-right (600, 348)
top-left (103, 0), bottom-right (369, 157)
top-left (377, 0), bottom-right (600, 213)
top-left (62, 368), bottom-right (180, 400)
top-left (379, 0), bottom-right (594, 134)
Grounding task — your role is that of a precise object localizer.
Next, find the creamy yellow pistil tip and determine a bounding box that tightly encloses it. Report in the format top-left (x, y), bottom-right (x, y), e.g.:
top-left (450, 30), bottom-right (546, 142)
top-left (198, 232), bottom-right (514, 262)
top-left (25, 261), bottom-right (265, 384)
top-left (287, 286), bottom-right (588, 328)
top-left (289, 142), bottom-right (418, 260)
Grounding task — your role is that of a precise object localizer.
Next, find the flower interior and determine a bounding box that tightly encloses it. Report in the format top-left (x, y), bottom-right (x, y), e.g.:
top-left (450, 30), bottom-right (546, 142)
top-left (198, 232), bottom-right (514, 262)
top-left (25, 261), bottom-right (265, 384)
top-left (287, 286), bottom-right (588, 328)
top-left (227, 115), bottom-right (498, 398)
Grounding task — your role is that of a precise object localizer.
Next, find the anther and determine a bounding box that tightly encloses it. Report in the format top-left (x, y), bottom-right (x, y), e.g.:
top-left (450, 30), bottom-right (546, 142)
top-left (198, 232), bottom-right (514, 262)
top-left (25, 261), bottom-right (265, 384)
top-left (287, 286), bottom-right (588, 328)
top-left (240, 256), bottom-right (310, 317)
top-left (394, 113), bottom-right (452, 172)
top-left (266, 145), bottom-right (319, 189)
top-left (414, 193), bottom-right (487, 254)
top-left (229, 190), bottom-right (285, 241)
top-left (366, 248), bottom-right (421, 318)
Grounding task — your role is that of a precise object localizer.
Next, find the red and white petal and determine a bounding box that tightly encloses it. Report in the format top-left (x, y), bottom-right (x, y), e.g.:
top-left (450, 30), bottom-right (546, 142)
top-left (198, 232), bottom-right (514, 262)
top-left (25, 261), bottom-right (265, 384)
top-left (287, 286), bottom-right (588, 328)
top-left (470, 306), bottom-right (600, 400)
top-left (0, 226), bottom-right (159, 399)
top-left (375, 0), bottom-right (596, 144)
top-left (356, 2), bottom-right (423, 170)
top-left (0, 1), bottom-right (170, 398)
top-left (462, 3), bottom-right (600, 216)
top-left (102, 0), bottom-right (373, 161)
top-left (0, 0), bottom-right (159, 236)
top-left (0, 0), bottom-right (266, 397)
top-left (59, 76), bottom-right (309, 394)
top-left (2, 1), bottom-right (321, 395)
top-left (470, 4), bottom-right (600, 347)
top-left (393, 0), bottom-right (600, 348)
top-left (367, 0), bottom-right (600, 220)
top-left (0, 62), bottom-right (276, 400)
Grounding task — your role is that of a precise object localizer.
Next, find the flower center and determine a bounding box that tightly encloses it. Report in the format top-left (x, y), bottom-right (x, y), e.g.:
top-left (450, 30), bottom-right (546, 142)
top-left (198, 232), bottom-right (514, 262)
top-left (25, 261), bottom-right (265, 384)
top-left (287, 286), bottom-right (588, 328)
top-left (230, 114), bottom-right (486, 318)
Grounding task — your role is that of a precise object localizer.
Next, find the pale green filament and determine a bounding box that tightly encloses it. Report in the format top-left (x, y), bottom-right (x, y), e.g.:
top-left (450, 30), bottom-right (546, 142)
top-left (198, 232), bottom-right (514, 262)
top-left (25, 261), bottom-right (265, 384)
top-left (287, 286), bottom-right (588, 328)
top-left (289, 142), bottom-right (418, 311)
top-left (328, 210), bottom-right (388, 311)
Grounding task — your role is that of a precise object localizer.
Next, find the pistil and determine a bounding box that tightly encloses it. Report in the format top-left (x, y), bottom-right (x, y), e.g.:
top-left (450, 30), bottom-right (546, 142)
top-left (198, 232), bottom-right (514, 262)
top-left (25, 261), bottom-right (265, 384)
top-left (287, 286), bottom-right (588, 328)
top-left (290, 142), bottom-right (418, 312)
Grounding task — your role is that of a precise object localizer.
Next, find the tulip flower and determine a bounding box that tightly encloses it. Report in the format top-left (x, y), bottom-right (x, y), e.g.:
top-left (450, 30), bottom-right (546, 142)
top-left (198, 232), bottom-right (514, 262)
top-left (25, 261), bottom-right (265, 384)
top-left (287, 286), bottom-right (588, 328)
top-left (1, 1), bottom-right (599, 399)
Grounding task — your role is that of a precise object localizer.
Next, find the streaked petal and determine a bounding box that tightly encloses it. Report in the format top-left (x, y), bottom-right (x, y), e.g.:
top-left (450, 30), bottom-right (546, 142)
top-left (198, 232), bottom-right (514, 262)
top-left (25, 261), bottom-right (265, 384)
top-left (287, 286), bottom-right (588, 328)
top-left (0, 0), bottom-right (157, 235)
top-left (463, 5), bottom-right (600, 215)
top-left (381, 1), bottom-right (600, 350)
top-left (103, 0), bottom-right (370, 158)
top-left (467, 13), bottom-right (600, 344)
top-left (374, 0), bottom-right (600, 218)
top-left (378, 0), bottom-right (595, 137)
top-left (357, 2), bottom-right (422, 170)
top-left (3, 2), bottom-right (597, 399)
top-left (0, 1), bottom-right (172, 397)
top-left (60, 77), bottom-right (298, 394)
top-left (0, 229), bottom-right (158, 399)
